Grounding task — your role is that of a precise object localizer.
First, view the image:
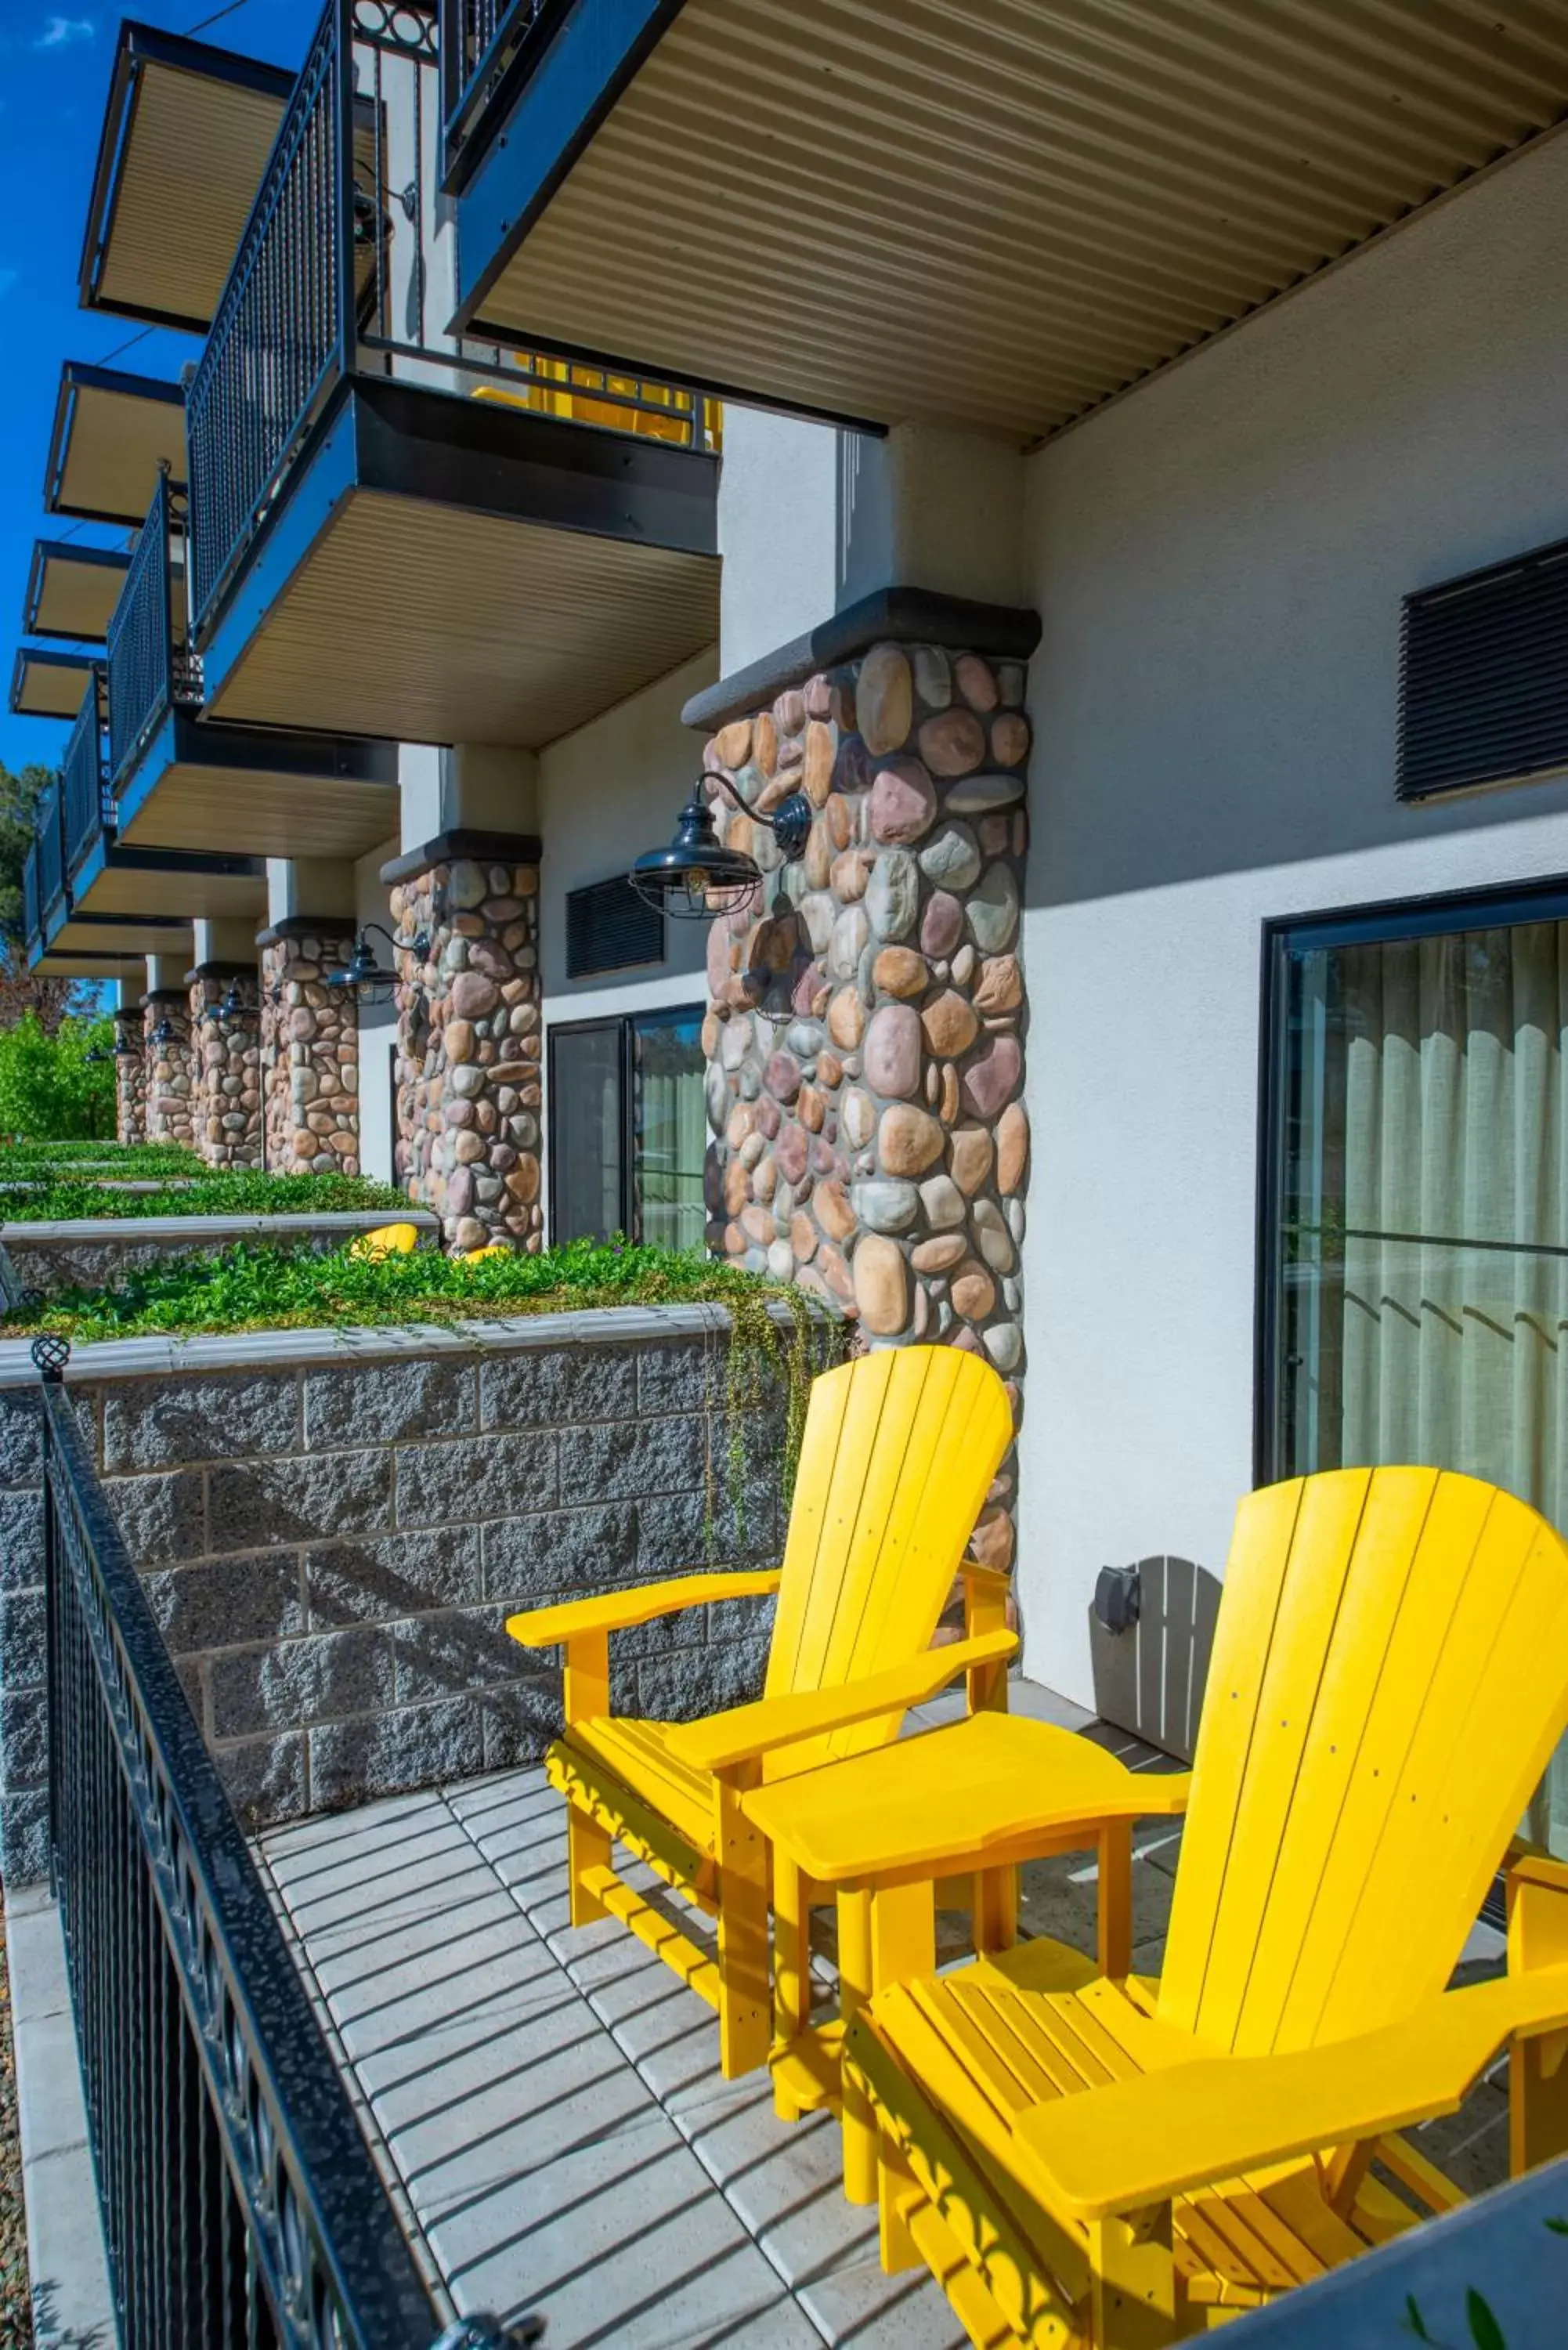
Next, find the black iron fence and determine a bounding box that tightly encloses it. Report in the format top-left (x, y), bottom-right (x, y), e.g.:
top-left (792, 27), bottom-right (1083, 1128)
top-left (60, 670), bottom-right (109, 876)
top-left (187, 0), bottom-right (716, 636)
top-left (107, 472), bottom-right (199, 791)
top-left (439, 0), bottom-right (563, 190)
top-left (34, 1348), bottom-right (544, 2349)
top-left (36, 782), bottom-right (65, 924)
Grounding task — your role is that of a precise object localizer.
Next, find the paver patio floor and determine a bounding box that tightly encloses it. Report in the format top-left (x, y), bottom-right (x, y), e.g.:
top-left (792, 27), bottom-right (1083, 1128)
top-left (255, 1687), bottom-right (1509, 2347)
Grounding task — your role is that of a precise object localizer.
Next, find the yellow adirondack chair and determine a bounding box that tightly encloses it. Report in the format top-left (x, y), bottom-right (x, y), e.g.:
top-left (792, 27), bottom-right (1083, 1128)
top-left (844, 1466), bottom-right (1568, 2345)
top-left (507, 1345), bottom-right (1017, 2077)
top-left (348, 1221), bottom-right (420, 1262)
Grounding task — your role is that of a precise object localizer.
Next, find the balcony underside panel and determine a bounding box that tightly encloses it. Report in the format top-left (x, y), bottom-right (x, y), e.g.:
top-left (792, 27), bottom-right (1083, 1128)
top-left (204, 487), bottom-right (719, 748)
top-left (114, 713), bottom-right (400, 861)
top-left (49, 369), bottom-right (186, 527)
top-left (11, 649), bottom-right (96, 720)
top-left (461, 0), bottom-right (1568, 438)
top-left (28, 546), bottom-right (130, 644)
top-left (52, 916), bottom-right (193, 959)
top-left (92, 55), bottom-right (286, 331)
top-left (72, 860), bottom-right (266, 924)
top-left (34, 949), bottom-right (155, 982)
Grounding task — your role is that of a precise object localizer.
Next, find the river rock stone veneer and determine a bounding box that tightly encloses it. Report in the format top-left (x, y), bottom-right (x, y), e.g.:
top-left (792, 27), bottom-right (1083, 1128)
top-left (701, 638), bottom-right (1031, 1570)
top-left (260, 923), bottom-right (361, 1174)
top-left (114, 1007), bottom-right (145, 1145)
top-left (143, 991), bottom-right (196, 1149)
top-left (190, 966), bottom-right (262, 1170)
top-left (388, 835), bottom-right (543, 1254)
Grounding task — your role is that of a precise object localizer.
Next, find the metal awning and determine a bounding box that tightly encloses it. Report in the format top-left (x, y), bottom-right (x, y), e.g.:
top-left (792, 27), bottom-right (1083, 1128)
top-left (79, 22), bottom-right (291, 334)
top-left (48, 914), bottom-right (195, 961)
top-left (24, 540), bottom-right (132, 645)
top-left (456, 0), bottom-right (1568, 438)
top-left (33, 949), bottom-right (157, 983)
top-left (45, 363), bottom-right (186, 528)
top-left (10, 646), bottom-right (97, 721)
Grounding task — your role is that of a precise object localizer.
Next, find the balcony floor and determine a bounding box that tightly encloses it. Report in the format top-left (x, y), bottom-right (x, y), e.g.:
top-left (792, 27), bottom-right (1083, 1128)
top-left (258, 1692), bottom-right (1509, 2348)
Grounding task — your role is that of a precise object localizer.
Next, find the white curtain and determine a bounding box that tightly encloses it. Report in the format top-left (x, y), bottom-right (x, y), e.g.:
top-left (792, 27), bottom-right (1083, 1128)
top-left (637, 1020), bottom-right (706, 1252)
top-left (1331, 921), bottom-right (1568, 1846)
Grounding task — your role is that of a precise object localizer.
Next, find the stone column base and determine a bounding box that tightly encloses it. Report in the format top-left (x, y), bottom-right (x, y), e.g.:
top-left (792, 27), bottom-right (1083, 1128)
top-left (142, 992), bottom-right (196, 1149)
top-left (381, 830), bottom-right (543, 1253)
top-left (189, 965), bottom-right (263, 1169)
top-left (113, 1009), bottom-right (145, 1145)
top-left (258, 922), bottom-right (360, 1173)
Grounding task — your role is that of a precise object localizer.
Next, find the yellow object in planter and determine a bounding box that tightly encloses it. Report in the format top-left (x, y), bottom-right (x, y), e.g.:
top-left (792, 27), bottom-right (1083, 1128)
top-left (507, 1345), bottom-right (1017, 2081)
top-left (348, 1222), bottom-right (419, 1263)
top-left (844, 1466), bottom-right (1568, 2348)
top-left (461, 1242), bottom-right (511, 1262)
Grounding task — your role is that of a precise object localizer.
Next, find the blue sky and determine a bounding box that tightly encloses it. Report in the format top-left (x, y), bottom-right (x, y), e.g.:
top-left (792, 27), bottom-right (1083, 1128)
top-left (0, 0), bottom-right (323, 779)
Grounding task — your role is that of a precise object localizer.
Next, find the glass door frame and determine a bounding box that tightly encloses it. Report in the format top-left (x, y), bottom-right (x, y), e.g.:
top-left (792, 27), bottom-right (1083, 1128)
top-left (547, 1003), bottom-right (706, 1247)
top-left (1254, 870), bottom-right (1568, 1488)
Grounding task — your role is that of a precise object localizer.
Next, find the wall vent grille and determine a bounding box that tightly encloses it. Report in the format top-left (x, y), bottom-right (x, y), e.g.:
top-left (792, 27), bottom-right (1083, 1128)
top-left (565, 875), bottom-right (663, 978)
top-left (1398, 534), bottom-right (1568, 801)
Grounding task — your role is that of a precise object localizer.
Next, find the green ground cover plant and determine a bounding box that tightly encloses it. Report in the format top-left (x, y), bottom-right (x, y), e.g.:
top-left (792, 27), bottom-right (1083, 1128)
top-left (0, 1170), bottom-right (404, 1222)
top-left (0, 1140), bottom-right (205, 1180)
top-left (0, 1236), bottom-right (847, 1526)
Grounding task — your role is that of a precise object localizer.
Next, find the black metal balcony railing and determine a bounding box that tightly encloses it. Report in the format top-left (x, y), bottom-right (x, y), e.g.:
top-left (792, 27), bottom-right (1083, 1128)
top-left (34, 1347), bottom-right (544, 2350)
top-left (61, 671), bottom-right (110, 874)
top-left (439, 0), bottom-right (562, 191)
top-left (107, 472), bottom-right (200, 790)
top-left (37, 782), bottom-right (65, 921)
top-left (188, 0), bottom-right (717, 638)
top-left (22, 843), bottom-right (40, 953)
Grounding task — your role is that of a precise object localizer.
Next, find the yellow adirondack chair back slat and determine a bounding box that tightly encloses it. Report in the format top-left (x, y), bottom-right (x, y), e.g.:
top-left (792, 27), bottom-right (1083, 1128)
top-left (761, 1346), bottom-right (1013, 1779)
top-left (1158, 1466), bottom-right (1568, 2059)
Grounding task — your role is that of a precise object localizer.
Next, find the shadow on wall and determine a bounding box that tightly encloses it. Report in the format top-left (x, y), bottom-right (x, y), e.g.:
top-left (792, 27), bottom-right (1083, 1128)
top-left (1087, 1555), bottom-right (1222, 1763)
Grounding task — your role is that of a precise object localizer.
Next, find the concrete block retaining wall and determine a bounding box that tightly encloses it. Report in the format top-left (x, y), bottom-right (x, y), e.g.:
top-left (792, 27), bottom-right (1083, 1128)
top-left (0, 1209), bottom-right (441, 1300)
top-left (0, 1306), bottom-right (791, 1879)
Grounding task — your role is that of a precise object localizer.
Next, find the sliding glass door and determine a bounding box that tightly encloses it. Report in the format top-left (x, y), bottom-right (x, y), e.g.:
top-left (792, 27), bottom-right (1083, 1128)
top-left (1262, 881), bottom-right (1568, 1849)
top-left (548, 1007), bottom-right (706, 1249)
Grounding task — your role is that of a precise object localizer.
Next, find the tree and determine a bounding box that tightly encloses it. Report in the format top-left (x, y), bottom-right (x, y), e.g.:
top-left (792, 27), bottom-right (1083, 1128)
top-left (0, 759), bottom-right (95, 1034)
top-left (0, 1011), bottom-right (115, 1139)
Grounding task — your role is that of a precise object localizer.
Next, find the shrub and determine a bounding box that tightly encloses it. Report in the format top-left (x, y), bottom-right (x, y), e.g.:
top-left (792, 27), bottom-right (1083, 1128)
top-left (0, 1013), bottom-right (114, 1141)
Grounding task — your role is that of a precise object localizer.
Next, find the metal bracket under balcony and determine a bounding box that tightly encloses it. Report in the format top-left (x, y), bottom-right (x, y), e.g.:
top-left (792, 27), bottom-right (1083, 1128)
top-left (196, 374), bottom-right (718, 749)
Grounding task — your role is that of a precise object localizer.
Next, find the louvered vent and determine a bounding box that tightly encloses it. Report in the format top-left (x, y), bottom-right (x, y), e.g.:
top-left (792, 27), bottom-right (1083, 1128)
top-left (1398, 534), bottom-right (1568, 801)
top-left (565, 875), bottom-right (663, 978)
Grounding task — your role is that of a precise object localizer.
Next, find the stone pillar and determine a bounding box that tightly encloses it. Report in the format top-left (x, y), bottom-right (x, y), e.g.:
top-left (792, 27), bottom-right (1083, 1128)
top-left (381, 830), bottom-right (542, 1252)
top-left (258, 921), bottom-right (361, 1173)
top-left (696, 617), bottom-right (1034, 1573)
top-left (188, 964), bottom-right (263, 1168)
top-left (143, 991), bottom-right (195, 1148)
top-left (113, 1003), bottom-right (145, 1144)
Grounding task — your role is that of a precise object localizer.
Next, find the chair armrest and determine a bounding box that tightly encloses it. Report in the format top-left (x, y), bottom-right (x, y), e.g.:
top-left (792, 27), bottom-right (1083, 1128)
top-left (664, 1628), bottom-right (1018, 1773)
top-left (1013, 1963), bottom-right (1568, 2222)
top-left (507, 1569), bottom-right (782, 1650)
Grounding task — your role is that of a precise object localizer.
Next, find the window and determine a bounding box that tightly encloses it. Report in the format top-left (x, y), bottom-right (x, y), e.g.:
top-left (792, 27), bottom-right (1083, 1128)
top-left (548, 1007), bottom-right (706, 1249)
top-left (1260, 879), bottom-right (1568, 1849)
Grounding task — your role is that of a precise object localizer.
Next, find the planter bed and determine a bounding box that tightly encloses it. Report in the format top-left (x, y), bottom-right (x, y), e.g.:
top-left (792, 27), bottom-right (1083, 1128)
top-left (0, 1209), bottom-right (441, 1302)
top-left (0, 1296), bottom-right (826, 1878)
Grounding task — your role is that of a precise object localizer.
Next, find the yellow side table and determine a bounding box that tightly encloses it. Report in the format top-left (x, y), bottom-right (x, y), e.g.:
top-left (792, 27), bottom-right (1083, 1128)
top-left (742, 1711), bottom-right (1189, 2204)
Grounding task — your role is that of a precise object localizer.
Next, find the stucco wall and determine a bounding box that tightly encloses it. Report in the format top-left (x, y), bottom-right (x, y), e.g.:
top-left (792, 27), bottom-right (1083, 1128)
top-left (1017, 127), bottom-right (1568, 1713)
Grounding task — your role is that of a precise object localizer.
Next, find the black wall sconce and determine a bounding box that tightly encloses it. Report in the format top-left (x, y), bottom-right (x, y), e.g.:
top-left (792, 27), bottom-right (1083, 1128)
top-left (324, 921), bottom-right (430, 1005)
top-left (628, 769), bottom-right (812, 920)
